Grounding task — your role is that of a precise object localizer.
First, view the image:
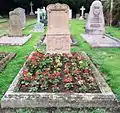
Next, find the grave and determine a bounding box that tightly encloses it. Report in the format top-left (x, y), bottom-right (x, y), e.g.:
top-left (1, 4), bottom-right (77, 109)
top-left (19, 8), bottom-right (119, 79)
top-left (32, 8), bottom-right (45, 32)
top-left (81, 0), bottom-right (120, 48)
top-left (1, 3), bottom-right (118, 109)
top-left (14, 7), bottom-right (26, 29)
top-left (76, 14), bottom-right (80, 19)
top-left (29, 1), bottom-right (35, 16)
top-left (43, 3), bottom-right (72, 54)
top-left (0, 10), bottom-right (32, 46)
top-left (0, 52), bottom-right (16, 71)
top-left (79, 6), bottom-right (85, 20)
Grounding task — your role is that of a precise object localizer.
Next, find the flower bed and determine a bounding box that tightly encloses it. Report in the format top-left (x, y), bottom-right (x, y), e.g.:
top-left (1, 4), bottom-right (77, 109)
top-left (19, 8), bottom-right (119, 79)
top-left (1, 51), bottom-right (117, 108)
top-left (18, 52), bottom-right (100, 93)
top-left (0, 52), bottom-right (16, 71)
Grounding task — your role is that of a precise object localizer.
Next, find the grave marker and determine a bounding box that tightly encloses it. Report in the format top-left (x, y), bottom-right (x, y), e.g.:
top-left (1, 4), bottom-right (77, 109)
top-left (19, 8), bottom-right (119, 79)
top-left (29, 1), bottom-right (35, 16)
top-left (80, 6), bottom-right (85, 20)
top-left (44, 3), bottom-right (72, 54)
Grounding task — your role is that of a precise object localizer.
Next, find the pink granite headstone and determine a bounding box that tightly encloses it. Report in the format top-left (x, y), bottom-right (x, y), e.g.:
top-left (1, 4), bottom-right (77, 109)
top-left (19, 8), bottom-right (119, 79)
top-left (44, 3), bottom-right (72, 54)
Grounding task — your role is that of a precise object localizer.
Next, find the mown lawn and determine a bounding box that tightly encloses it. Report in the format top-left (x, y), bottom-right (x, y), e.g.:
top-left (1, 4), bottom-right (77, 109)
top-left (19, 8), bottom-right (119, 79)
top-left (0, 19), bottom-right (120, 112)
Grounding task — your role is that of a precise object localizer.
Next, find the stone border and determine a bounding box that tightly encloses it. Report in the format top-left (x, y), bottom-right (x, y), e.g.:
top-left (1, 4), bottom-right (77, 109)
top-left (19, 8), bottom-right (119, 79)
top-left (0, 34), bottom-right (32, 46)
top-left (81, 34), bottom-right (120, 48)
top-left (1, 52), bottom-right (118, 108)
top-left (0, 52), bottom-right (16, 72)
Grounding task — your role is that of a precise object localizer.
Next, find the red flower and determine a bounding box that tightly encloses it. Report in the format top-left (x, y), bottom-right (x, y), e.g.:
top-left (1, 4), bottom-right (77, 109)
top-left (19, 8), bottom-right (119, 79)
top-left (31, 56), bottom-right (37, 61)
top-left (64, 76), bottom-right (72, 83)
top-left (23, 70), bottom-right (28, 75)
top-left (84, 68), bottom-right (89, 73)
top-left (40, 77), bottom-right (45, 81)
top-left (24, 76), bottom-right (30, 81)
top-left (55, 72), bottom-right (61, 77)
top-left (48, 74), bottom-right (54, 79)
top-left (64, 69), bottom-right (69, 74)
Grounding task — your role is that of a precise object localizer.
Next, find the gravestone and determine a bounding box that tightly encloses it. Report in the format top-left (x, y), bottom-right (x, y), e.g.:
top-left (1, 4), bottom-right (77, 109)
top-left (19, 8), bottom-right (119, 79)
top-left (85, 0), bottom-right (105, 35)
top-left (35, 8), bottom-right (41, 23)
top-left (80, 6), bottom-right (85, 20)
top-left (85, 13), bottom-right (89, 19)
top-left (8, 10), bottom-right (23, 37)
top-left (81, 0), bottom-right (120, 47)
top-left (76, 14), bottom-right (80, 19)
top-left (44, 3), bottom-right (72, 54)
top-left (14, 8), bottom-right (26, 29)
top-left (33, 8), bottom-right (45, 32)
top-left (29, 1), bottom-right (35, 16)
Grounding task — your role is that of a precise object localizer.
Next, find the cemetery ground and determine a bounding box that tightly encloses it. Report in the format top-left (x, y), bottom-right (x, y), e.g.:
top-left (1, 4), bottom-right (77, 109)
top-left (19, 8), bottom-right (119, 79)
top-left (0, 18), bottom-right (120, 112)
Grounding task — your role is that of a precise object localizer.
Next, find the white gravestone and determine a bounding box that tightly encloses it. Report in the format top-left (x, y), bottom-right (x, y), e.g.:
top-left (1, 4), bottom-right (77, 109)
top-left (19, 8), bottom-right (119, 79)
top-left (35, 8), bottom-right (41, 23)
top-left (29, 1), bottom-right (35, 16)
top-left (80, 6), bottom-right (85, 20)
top-left (86, 0), bottom-right (105, 35)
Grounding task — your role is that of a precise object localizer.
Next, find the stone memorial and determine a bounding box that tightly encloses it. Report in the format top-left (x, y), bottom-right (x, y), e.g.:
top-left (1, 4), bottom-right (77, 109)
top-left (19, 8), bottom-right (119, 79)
top-left (79, 6), bottom-right (85, 20)
top-left (14, 8), bottom-right (26, 29)
top-left (85, 13), bottom-right (89, 19)
top-left (81, 0), bottom-right (120, 47)
top-left (76, 14), bottom-right (80, 19)
top-left (85, 0), bottom-right (105, 35)
top-left (43, 3), bottom-right (72, 53)
top-left (33, 8), bottom-right (45, 32)
top-left (0, 10), bottom-right (32, 46)
top-left (35, 8), bottom-right (41, 23)
top-left (8, 10), bottom-right (23, 37)
top-left (29, 1), bottom-right (35, 16)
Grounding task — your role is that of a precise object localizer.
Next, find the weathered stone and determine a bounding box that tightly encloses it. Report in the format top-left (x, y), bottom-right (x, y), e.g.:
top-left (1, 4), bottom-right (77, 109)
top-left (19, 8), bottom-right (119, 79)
top-left (76, 14), bottom-right (80, 19)
top-left (14, 7), bottom-right (26, 28)
top-left (44, 3), bottom-right (72, 54)
top-left (1, 52), bottom-right (118, 108)
top-left (8, 10), bottom-right (23, 37)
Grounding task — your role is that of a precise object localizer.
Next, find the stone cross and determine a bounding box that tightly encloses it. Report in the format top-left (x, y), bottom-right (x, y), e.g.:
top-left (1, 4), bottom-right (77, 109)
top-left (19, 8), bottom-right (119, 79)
top-left (80, 6), bottom-right (85, 19)
top-left (29, 1), bottom-right (35, 15)
top-left (35, 8), bottom-right (41, 23)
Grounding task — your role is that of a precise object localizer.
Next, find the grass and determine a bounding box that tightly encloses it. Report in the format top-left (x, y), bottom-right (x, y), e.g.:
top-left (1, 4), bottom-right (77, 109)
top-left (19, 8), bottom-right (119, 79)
top-left (0, 18), bottom-right (120, 112)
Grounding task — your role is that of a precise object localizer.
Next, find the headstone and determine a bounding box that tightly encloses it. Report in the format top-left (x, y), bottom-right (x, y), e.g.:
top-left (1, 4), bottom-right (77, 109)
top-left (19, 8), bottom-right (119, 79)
top-left (9, 10), bottom-right (23, 37)
top-left (44, 3), bottom-right (72, 54)
top-left (29, 1), bottom-right (35, 16)
top-left (79, 6), bottom-right (85, 20)
top-left (35, 8), bottom-right (41, 23)
top-left (85, 0), bottom-right (105, 35)
top-left (85, 13), bottom-right (89, 19)
top-left (14, 8), bottom-right (26, 28)
top-left (69, 9), bottom-right (72, 20)
top-left (76, 14), bottom-right (80, 19)
top-left (40, 7), bottom-right (47, 25)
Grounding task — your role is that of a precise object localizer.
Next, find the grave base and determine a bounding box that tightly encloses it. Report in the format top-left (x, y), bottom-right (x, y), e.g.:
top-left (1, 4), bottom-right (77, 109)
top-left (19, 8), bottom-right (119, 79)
top-left (81, 34), bottom-right (120, 48)
top-left (0, 34), bottom-right (32, 46)
top-left (1, 52), bottom-right (118, 108)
